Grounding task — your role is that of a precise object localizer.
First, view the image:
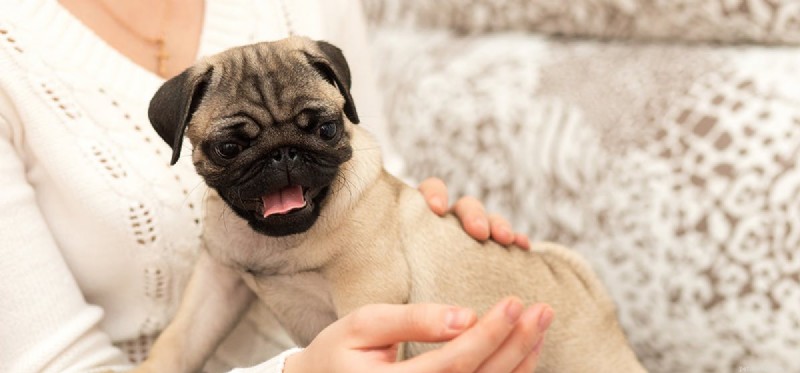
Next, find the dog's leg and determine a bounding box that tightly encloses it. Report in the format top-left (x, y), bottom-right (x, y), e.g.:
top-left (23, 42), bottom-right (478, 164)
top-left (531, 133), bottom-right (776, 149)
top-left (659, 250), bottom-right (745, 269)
top-left (136, 251), bottom-right (255, 373)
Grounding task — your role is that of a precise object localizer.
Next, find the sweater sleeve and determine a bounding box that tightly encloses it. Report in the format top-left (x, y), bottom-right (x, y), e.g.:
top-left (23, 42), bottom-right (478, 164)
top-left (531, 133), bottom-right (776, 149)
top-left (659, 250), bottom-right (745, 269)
top-left (228, 348), bottom-right (303, 373)
top-left (0, 83), bottom-right (132, 372)
top-left (0, 79), bottom-right (302, 373)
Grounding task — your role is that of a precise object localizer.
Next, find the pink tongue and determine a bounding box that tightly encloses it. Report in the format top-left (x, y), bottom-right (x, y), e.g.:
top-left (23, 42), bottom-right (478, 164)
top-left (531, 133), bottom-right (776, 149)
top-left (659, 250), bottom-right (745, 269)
top-left (262, 185), bottom-right (307, 217)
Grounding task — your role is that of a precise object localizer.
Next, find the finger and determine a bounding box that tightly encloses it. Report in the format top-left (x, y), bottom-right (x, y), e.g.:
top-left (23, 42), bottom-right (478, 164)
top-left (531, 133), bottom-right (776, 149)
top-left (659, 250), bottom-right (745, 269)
top-left (476, 304), bottom-right (553, 373)
top-left (344, 303), bottom-right (477, 348)
top-left (513, 335), bottom-right (546, 373)
top-left (452, 196), bottom-right (490, 241)
top-left (514, 234), bottom-right (531, 250)
top-left (418, 177), bottom-right (449, 216)
top-left (488, 213), bottom-right (515, 246)
top-left (393, 297), bottom-right (523, 373)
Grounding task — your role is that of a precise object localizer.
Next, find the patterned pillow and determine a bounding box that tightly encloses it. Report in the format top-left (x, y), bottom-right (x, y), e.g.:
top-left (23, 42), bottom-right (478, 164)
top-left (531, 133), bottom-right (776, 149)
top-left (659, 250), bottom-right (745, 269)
top-left (362, 0), bottom-right (800, 44)
top-left (370, 28), bottom-right (800, 372)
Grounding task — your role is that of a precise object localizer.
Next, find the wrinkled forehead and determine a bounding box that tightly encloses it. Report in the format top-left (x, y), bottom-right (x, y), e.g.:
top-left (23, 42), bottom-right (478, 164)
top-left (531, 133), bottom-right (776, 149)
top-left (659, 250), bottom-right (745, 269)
top-left (199, 43), bottom-right (344, 124)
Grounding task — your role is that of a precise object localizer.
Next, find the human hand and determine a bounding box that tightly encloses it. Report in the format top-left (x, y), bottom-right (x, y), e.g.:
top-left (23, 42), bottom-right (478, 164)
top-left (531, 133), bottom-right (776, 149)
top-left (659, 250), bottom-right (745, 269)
top-left (283, 297), bottom-right (553, 373)
top-left (418, 177), bottom-right (530, 249)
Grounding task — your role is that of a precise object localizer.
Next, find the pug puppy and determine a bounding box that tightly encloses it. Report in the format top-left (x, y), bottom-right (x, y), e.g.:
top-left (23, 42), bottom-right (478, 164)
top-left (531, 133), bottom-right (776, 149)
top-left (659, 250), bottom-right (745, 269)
top-left (142, 36), bottom-right (646, 372)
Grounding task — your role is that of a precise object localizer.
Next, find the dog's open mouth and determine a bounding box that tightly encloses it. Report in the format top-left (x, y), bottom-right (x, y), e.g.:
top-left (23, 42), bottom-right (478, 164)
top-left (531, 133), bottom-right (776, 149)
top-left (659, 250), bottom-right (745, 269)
top-left (262, 185), bottom-right (306, 217)
top-left (259, 185), bottom-right (329, 219)
top-left (230, 182), bottom-right (331, 236)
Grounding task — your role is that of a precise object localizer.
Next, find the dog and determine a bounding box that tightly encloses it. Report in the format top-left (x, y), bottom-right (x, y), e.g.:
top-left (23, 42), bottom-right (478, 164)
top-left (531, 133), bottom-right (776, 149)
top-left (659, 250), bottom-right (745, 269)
top-left (141, 36), bottom-right (646, 372)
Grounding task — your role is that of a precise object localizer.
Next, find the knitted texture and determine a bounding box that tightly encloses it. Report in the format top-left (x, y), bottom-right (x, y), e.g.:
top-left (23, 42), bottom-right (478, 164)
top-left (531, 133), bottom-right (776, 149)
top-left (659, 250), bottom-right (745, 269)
top-left (363, 0), bottom-right (800, 45)
top-left (0, 1), bottom-right (361, 371)
top-left (366, 4), bottom-right (800, 372)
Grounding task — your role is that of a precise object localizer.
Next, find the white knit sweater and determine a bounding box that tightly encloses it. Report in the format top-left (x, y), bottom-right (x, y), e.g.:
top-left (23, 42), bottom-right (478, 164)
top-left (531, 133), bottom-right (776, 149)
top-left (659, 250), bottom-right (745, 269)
top-left (0, 0), bottom-right (401, 372)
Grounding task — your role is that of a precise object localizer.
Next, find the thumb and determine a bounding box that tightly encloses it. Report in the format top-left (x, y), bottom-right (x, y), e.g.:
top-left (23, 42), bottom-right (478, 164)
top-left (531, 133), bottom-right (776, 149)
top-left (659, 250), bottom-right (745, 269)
top-left (342, 303), bottom-right (477, 348)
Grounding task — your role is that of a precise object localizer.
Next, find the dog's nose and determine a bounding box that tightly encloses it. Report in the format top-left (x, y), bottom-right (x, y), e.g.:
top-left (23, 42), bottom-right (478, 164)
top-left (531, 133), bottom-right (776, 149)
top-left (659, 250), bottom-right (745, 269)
top-left (269, 147), bottom-right (299, 166)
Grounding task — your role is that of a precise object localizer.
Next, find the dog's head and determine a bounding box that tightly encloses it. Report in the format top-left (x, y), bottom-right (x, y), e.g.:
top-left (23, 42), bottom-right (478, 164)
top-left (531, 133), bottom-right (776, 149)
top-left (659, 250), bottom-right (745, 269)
top-left (148, 37), bottom-right (363, 236)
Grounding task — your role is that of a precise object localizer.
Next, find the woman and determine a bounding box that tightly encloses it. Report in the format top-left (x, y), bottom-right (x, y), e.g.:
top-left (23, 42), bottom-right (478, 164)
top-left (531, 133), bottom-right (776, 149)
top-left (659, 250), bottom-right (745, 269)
top-left (0, 0), bottom-right (551, 372)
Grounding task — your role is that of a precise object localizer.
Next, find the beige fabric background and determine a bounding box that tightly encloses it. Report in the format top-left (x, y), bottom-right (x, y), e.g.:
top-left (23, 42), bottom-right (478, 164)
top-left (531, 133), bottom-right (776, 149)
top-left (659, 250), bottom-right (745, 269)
top-left (363, 1), bottom-right (800, 372)
top-left (365, 0), bottom-right (800, 44)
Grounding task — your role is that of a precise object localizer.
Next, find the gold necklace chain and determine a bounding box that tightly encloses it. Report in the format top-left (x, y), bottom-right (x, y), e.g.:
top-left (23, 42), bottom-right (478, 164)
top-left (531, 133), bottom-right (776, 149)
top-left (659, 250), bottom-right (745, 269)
top-left (94, 0), bottom-right (171, 76)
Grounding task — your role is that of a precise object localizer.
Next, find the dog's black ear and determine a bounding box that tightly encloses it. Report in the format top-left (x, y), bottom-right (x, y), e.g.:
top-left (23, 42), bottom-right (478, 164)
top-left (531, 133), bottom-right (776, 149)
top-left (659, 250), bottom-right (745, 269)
top-left (309, 41), bottom-right (359, 124)
top-left (148, 66), bottom-right (213, 165)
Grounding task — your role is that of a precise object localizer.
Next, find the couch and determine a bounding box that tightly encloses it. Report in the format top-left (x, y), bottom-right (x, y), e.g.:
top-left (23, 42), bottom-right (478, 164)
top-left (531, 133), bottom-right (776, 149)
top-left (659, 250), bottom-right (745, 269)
top-left (363, 1), bottom-right (800, 371)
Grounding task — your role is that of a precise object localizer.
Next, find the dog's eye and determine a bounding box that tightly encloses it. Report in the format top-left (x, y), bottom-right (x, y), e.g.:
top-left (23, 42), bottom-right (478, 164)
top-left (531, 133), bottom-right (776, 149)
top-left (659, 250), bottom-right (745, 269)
top-left (318, 121), bottom-right (337, 141)
top-left (215, 142), bottom-right (243, 159)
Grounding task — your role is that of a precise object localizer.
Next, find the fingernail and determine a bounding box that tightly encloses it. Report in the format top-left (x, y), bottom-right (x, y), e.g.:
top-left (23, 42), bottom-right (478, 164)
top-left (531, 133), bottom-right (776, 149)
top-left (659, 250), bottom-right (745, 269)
top-left (473, 218), bottom-right (488, 233)
top-left (446, 308), bottom-right (472, 330)
top-left (505, 299), bottom-right (523, 323)
top-left (518, 236), bottom-right (531, 250)
top-left (430, 197), bottom-right (445, 212)
top-left (498, 227), bottom-right (512, 241)
top-left (522, 304), bottom-right (543, 324)
top-left (538, 306), bottom-right (554, 330)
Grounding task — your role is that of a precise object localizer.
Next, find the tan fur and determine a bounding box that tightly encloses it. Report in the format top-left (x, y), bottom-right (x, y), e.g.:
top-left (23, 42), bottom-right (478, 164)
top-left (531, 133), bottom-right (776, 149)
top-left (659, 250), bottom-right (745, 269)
top-left (139, 37), bottom-right (646, 373)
